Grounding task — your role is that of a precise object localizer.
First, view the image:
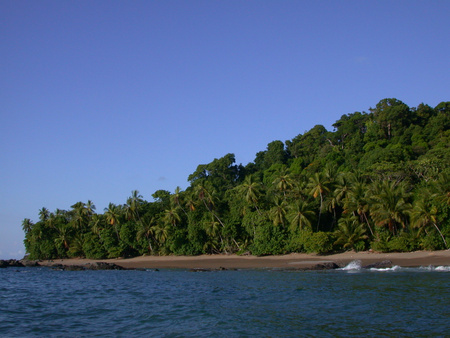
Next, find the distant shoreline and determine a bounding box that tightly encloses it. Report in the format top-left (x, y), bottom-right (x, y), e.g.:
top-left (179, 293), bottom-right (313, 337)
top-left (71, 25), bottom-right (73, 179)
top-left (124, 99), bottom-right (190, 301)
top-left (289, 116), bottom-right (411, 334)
top-left (39, 250), bottom-right (450, 270)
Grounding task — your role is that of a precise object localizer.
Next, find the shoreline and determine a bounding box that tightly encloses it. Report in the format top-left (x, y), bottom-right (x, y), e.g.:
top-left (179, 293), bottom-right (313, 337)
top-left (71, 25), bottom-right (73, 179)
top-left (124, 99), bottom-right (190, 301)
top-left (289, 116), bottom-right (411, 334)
top-left (40, 250), bottom-right (450, 270)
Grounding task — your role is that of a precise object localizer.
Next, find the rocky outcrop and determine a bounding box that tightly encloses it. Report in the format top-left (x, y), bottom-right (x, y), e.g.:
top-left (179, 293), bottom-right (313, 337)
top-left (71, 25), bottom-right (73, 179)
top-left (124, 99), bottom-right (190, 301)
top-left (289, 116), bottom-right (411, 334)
top-left (190, 267), bottom-right (232, 272)
top-left (362, 260), bottom-right (393, 269)
top-left (50, 262), bottom-right (128, 271)
top-left (85, 262), bottom-right (127, 270)
top-left (0, 259), bottom-right (25, 268)
top-left (299, 262), bottom-right (340, 271)
top-left (20, 259), bottom-right (40, 267)
top-left (0, 258), bottom-right (42, 268)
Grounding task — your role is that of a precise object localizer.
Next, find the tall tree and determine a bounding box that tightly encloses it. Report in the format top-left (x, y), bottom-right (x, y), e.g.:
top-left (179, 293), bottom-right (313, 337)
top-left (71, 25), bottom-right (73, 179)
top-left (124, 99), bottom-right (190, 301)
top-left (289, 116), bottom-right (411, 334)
top-left (171, 186), bottom-right (188, 216)
top-left (163, 207), bottom-right (182, 227)
top-left (264, 140), bottom-right (288, 169)
top-left (272, 168), bottom-right (294, 199)
top-left (39, 207), bottom-right (50, 222)
top-left (269, 198), bottom-right (288, 227)
top-left (126, 190), bottom-right (144, 222)
top-left (153, 222), bottom-right (170, 246)
top-left (104, 203), bottom-right (122, 239)
top-left (370, 98), bottom-right (411, 139)
top-left (235, 175), bottom-right (263, 214)
top-left (193, 183), bottom-right (225, 228)
top-left (344, 181), bottom-right (374, 236)
top-left (369, 181), bottom-right (412, 234)
top-left (54, 223), bottom-right (72, 251)
top-left (411, 196), bottom-right (447, 248)
top-left (86, 200), bottom-right (96, 217)
top-left (70, 202), bottom-right (89, 231)
top-left (334, 216), bottom-right (368, 251)
top-left (136, 217), bottom-right (157, 253)
top-left (287, 200), bottom-right (315, 233)
top-left (307, 172), bottom-right (330, 230)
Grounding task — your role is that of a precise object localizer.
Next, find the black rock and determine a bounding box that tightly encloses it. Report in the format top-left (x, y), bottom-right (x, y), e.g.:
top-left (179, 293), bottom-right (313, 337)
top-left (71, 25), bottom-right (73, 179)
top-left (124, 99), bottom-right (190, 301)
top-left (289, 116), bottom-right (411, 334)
top-left (49, 262), bottom-right (128, 271)
top-left (362, 260), bottom-right (393, 269)
top-left (189, 267), bottom-right (229, 272)
top-left (63, 265), bottom-right (86, 271)
top-left (84, 262), bottom-right (127, 270)
top-left (299, 262), bottom-right (340, 271)
top-left (0, 259), bottom-right (25, 268)
top-left (19, 259), bottom-right (40, 267)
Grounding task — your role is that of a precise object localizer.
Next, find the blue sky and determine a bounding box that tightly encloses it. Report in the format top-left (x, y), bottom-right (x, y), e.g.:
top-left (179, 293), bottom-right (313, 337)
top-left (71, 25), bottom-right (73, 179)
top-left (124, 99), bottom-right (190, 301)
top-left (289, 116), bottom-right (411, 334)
top-left (1, 0), bottom-right (449, 259)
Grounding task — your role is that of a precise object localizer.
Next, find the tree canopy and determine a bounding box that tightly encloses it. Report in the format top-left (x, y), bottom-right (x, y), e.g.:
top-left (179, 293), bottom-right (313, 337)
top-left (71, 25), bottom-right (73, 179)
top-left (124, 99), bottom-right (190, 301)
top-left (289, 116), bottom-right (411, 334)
top-left (23, 99), bottom-right (450, 259)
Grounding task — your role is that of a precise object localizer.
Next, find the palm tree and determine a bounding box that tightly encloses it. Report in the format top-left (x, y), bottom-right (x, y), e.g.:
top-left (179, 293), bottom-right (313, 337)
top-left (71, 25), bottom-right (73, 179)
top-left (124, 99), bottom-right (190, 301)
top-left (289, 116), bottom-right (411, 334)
top-left (171, 186), bottom-right (188, 216)
top-left (153, 222), bottom-right (170, 246)
top-left (55, 208), bottom-right (69, 223)
top-left (203, 217), bottom-right (221, 253)
top-left (334, 172), bottom-right (352, 206)
top-left (194, 183), bottom-right (225, 228)
top-left (269, 197), bottom-right (288, 226)
top-left (39, 207), bottom-right (50, 222)
top-left (287, 200), bottom-right (315, 233)
top-left (54, 224), bottom-right (72, 250)
top-left (431, 172), bottom-right (450, 206)
top-left (68, 233), bottom-right (85, 257)
top-left (70, 202), bottom-right (88, 231)
top-left (369, 181), bottom-right (412, 235)
top-left (290, 180), bottom-right (309, 201)
top-left (344, 181), bottom-right (374, 236)
top-left (307, 172), bottom-right (330, 230)
top-left (324, 162), bottom-right (338, 178)
top-left (104, 203), bottom-right (122, 239)
top-left (163, 207), bottom-right (182, 227)
top-left (47, 212), bottom-right (57, 229)
top-left (185, 192), bottom-right (198, 212)
top-left (325, 192), bottom-right (340, 230)
top-left (411, 196), bottom-right (448, 248)
top-left (22, 218), bottom-right (34, 234)
top-left (86, 200), bottom-right (96, 217)
top-left (137, 218), bottom-right (156, 253)
top-left (272, 169), bottom-right (294, 199)
top-left (90, 214), bottom-right (103, 235)
top-left (126, 190), bottom-right (144, 222)
top-left (334, 216), bottom-right (368, 251)
top-left (235, 175), bottom-right (263, 214)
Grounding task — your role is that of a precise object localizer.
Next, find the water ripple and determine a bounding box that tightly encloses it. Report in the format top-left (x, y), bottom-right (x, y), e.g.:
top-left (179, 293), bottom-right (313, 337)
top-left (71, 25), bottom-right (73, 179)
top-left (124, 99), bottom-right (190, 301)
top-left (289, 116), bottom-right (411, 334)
top-left (0, 268), bottom-right (449, 337)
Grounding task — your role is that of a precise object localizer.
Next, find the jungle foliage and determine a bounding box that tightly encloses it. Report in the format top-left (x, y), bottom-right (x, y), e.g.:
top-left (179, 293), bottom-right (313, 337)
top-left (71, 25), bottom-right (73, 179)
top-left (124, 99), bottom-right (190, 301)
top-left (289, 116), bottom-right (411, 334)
top-left (23, 99), bottom-right (450, 259)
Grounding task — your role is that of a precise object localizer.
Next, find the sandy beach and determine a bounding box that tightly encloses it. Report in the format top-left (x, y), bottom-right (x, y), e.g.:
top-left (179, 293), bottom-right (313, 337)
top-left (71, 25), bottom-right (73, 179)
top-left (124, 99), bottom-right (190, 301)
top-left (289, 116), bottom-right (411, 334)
top-left (41, 250), bottom-right (450, 270)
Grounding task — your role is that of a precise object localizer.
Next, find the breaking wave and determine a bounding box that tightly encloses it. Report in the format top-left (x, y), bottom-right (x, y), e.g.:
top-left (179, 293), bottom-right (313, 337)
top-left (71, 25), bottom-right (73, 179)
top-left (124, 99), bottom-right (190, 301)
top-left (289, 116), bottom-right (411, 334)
top-left (339, 260), bottom-right (362, 271)
top-left (340, 260), bottom-right (450, 272)
top-left (421, 265), bottom-right (450, 272)
top-left (369, 265), bottom-right (401, 272)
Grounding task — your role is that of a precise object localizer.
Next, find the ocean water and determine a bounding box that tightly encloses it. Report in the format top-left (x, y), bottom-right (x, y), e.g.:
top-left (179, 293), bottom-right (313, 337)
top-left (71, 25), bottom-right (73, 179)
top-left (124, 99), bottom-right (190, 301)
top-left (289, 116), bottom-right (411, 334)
top-left (1, 263), bottom-right (449, 337)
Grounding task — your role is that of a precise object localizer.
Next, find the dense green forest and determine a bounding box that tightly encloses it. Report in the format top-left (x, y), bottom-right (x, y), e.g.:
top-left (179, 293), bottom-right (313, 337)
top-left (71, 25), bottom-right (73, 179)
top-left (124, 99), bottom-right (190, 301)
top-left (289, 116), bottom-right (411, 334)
top-left (23, 98), bottom-right (450, 259)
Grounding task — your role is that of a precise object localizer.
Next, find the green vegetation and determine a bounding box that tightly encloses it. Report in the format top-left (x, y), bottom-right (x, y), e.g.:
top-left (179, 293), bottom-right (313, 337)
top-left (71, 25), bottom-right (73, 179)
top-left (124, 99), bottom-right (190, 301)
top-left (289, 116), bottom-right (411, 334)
top-left (22, 98), bottom-right (450, 259)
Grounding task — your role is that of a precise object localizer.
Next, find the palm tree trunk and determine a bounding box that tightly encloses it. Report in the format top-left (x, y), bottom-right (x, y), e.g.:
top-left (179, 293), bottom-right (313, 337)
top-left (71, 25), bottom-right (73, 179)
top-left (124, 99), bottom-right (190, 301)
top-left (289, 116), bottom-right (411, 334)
top-left (317, 193), bottom-right (323, 231)
top-left (362, 212), bottom-right (374, 236)
top-left (202, 199), bottom-right (225, 228)
top-left (254, 204), bottom-right (262, 216)
top-left (433, 223), bottom-right (448, 248)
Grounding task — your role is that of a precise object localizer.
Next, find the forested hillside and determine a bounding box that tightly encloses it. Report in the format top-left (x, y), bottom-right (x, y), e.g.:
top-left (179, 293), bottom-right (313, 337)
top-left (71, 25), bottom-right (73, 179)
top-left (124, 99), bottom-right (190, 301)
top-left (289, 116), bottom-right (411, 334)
top-left (23, 98), bottom-right (450, 259)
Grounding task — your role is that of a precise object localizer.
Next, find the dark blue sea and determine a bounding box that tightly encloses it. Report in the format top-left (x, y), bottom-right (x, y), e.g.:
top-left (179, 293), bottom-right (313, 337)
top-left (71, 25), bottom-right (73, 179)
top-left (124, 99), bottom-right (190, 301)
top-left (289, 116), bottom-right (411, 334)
top-left (1, 262), bottom-right (449, 337)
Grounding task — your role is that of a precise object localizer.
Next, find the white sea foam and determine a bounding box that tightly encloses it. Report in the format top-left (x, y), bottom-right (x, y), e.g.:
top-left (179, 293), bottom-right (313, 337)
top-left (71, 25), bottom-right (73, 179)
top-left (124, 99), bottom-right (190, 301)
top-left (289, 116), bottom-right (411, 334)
top-left (405, 265), bottom-right (450, 272)
top-left (339, 260), bottom-right (362, 271)
top-left (369, 265), bottom-right (401, 272)
top-left (340, 261), bottom-right (450, 273)
top-left (368, 265), bottom-right (450, 272)
top-left (422, 265), bottom-right (450, 272)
